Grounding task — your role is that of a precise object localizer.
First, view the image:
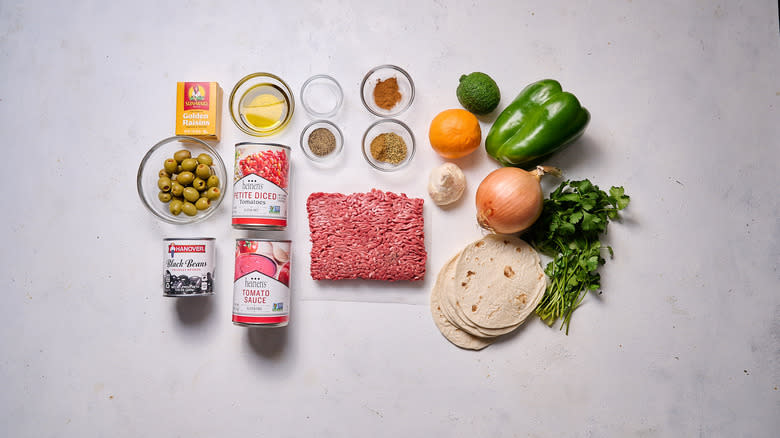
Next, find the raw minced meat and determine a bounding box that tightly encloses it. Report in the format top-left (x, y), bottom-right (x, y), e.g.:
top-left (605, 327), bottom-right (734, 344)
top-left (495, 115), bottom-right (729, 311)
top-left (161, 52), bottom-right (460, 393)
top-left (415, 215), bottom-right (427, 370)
top-left (306, 189), bottom-right (426, 281)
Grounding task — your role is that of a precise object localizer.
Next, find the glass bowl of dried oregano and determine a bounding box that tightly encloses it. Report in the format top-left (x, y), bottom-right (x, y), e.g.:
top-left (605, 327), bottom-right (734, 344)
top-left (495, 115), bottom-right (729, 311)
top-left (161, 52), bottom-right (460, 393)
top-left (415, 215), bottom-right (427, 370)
top-left (362, 118), bottom-right (416, 172)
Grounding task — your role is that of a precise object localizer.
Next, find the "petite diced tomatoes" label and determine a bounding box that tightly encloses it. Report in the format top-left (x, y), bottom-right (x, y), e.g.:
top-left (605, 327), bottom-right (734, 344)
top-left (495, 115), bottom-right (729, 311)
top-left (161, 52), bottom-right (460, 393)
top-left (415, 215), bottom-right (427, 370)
top-left (232, 144), bottom-right (290, 228)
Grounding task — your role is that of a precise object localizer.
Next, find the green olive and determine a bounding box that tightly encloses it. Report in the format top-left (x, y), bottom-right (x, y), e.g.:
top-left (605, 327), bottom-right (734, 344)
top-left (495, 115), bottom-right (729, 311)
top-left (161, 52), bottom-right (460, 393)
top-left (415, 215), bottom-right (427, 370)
top-left (206, 175), bottom-right (220, 188)
top-left (158, 191), bottom-right (172, 202)
top-left (182, 202), bottom-right (197, 216)
top-left (195, 163), bottom-right (212, 179)
top-left (170, 181), bottom-right (184, 197)
top-left (173, 149), bottom-right (191, 163)
top-left (157, 176), bottom-right (172, 192)
top-left (169, 199), bottom-right (183, 215)
top-left (195, 197), bottom-right (210, 210)
top-left (183, 187), bottom-right (200, 202)
top-left (205, 187), bottom-right (221, 200)
top-left (158, 169), bottom-right (170, 178)
top-left (181, 158), bottom-right (198, 172)
top-left (163, 158), bottom-right (178, 174)
top-left (177, 171), bottom-right (195, 186)
top-left (197, 153), bottom-right (213, 166)
top-left (192, 177), bottom-right (206, 191)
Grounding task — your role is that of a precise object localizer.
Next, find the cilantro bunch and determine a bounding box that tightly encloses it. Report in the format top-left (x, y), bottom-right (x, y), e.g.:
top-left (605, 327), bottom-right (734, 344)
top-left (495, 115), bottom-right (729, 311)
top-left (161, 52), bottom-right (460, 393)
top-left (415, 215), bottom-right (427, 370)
top-left (525, 179), bottom-right (630, 334)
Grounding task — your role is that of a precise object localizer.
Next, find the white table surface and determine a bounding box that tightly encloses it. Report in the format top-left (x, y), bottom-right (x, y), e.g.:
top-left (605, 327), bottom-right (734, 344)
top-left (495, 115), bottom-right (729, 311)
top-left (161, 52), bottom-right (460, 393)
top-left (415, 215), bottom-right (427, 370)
top-left (2, 1), bottom-right (778, 436)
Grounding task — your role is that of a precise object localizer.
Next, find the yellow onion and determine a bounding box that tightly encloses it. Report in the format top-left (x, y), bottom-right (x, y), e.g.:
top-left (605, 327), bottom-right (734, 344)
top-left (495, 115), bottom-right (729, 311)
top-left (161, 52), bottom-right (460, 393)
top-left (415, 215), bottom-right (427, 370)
top-left (476, 166), bottom-right (560, 234)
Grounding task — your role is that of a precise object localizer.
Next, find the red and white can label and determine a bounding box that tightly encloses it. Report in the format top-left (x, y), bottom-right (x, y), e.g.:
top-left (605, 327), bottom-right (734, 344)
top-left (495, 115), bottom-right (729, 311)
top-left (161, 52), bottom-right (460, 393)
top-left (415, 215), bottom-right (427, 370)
top-left (233, 240), bottom-right (291, 325)
top-left (163, 238), bottom-right (215, 297)
top-left (232, 144), bottom-right (289, 228)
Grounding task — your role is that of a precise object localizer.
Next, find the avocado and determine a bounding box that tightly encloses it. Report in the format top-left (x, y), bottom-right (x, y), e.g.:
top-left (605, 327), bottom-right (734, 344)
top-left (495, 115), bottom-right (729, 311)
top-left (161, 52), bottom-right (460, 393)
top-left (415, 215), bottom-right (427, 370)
top-left (456, 72), bottom-right (501, 115)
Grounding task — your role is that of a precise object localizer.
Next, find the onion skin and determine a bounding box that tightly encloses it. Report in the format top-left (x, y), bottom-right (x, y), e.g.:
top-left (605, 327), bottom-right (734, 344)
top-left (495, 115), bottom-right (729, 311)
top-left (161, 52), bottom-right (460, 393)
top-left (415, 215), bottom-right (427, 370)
top-left (476, 167), bottom-right (545, 234)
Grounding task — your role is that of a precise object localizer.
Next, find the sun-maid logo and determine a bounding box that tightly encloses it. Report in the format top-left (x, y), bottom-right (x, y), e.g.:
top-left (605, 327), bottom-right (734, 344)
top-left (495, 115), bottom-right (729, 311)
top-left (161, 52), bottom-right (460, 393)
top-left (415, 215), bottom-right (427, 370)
top-left (169, 243), bottom-right (206, 258)
top-left (184, 82), bottom-right (209, 110)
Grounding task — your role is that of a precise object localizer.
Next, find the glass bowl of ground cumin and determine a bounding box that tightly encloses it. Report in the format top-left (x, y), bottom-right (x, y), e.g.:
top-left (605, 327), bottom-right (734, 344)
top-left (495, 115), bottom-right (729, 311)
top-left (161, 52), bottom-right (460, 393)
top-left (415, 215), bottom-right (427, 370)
top-left (360, 65), bottom-right (415, 117)
top-left (362, 119), bottom-right (416, 171)
top-left (300, 120), bottom-right (343, 164)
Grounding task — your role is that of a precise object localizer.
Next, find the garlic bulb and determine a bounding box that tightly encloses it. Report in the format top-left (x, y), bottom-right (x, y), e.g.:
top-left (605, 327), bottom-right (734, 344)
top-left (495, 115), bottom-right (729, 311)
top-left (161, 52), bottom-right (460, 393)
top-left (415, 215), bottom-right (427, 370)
top-left (428, 162), bottom-right (466, 206)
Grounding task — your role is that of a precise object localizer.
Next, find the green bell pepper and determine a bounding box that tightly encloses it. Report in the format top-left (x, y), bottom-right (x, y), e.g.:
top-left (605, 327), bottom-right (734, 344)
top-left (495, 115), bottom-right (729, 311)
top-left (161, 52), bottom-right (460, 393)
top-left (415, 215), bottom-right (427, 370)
top-left (485, 79), bottom-right (590, 168)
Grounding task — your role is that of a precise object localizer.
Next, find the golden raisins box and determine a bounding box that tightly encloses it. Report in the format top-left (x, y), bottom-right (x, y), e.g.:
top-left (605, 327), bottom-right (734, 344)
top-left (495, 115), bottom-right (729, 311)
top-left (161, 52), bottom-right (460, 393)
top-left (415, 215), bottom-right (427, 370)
top-left (175, 82), bottom-right (222, 141)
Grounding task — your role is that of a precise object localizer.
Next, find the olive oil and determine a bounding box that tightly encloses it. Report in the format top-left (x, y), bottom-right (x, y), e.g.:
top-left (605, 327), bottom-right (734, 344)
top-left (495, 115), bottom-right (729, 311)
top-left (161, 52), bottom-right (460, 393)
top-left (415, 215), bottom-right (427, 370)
top-left (238, 83), bottom-right (290, 132)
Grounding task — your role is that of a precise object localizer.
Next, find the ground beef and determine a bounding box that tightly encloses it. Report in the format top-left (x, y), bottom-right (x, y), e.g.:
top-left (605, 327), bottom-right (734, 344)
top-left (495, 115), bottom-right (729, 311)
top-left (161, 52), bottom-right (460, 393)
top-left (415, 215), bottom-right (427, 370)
top-left (307, 189), bottom-right (426, 281)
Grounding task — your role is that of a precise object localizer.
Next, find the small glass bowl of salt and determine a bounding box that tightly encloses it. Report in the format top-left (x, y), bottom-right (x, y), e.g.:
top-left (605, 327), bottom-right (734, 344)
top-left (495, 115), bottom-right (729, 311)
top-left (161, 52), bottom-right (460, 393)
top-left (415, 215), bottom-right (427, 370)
top-left (300, 75), bottom-right (343, 118)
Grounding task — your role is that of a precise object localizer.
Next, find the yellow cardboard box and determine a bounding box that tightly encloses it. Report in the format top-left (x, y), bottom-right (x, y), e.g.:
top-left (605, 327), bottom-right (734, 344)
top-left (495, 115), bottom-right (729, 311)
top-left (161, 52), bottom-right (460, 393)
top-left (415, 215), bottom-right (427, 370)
top-left (175, 82), bottom-right (222, 141)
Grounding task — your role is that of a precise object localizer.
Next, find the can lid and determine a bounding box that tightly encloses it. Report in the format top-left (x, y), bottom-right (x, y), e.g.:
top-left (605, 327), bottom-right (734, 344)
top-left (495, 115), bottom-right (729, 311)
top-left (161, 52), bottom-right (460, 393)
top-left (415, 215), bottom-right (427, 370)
top-left (163, 237), bottom-right (216, 241)
top-left (236, 238), bottom-right (292, 243)
top-left (235, 142), bottom-right (291, 150)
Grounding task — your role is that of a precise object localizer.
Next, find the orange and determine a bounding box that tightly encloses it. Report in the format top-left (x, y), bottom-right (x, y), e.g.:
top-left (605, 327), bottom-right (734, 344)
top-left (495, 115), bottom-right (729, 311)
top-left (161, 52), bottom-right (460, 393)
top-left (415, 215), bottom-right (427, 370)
top-left (428, 109), bottom-right (482, 159)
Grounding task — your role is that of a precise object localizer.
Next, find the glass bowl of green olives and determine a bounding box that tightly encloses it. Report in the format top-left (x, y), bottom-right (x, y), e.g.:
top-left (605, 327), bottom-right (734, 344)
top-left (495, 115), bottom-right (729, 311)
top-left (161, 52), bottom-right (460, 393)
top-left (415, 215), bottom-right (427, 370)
top-left (137, 136), bottom-right (227, 224)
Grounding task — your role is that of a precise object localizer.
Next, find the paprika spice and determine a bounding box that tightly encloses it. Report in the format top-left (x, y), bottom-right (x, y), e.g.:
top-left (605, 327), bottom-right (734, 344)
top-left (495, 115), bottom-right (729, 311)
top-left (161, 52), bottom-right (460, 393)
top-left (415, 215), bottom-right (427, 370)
top-left (373, 77), bottom-right (402, 110)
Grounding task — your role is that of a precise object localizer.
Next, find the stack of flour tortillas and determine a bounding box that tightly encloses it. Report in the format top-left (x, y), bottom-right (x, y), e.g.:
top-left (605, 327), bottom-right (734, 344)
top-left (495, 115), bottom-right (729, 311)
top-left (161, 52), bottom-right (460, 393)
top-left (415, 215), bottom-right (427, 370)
top-left (430, 234), bottom-right (547, 350)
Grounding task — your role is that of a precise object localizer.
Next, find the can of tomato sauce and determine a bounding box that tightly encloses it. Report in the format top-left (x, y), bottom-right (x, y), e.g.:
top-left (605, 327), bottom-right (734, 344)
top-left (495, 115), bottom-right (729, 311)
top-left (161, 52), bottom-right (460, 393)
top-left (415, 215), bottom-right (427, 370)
top-left (233, 239), bottom-right (292, 327)
top-left (232, 143), bottom-right (290, 230)
top-left (163, 238), bottom-right (216, 297)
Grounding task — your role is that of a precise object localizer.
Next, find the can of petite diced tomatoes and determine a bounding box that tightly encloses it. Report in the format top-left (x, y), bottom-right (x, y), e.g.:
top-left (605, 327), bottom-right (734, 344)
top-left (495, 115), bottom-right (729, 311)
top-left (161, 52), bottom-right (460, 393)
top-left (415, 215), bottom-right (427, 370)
top-left (163, 238), bottom-right (216, 297)
top-left (233, 239), bottom-right (292, 327)
top-left (232, 143), bottom-right (290, 230)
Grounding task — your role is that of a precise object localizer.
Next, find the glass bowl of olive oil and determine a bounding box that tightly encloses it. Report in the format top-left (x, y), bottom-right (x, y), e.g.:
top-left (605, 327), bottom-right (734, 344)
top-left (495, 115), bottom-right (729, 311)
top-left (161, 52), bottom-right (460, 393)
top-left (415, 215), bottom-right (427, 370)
top-left (229, 72), bottom-right (295, 136)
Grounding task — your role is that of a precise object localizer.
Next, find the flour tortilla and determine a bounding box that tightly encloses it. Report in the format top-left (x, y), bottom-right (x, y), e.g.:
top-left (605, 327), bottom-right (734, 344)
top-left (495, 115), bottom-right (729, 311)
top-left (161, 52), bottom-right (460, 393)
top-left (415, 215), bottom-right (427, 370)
top-left (445, 293), bottom-right (522, 337)
top-left (452, 234), bottom-right (546, 330)
top-left (430, 255), bottom-right (494, 350)
top-left (439, 262), bottom-right (519, 338)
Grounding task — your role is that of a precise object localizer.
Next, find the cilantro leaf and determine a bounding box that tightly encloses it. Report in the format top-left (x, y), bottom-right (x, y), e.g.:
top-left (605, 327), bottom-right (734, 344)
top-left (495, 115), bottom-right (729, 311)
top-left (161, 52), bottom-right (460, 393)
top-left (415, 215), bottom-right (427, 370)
top-left (557, 193), bottom-right (581, 203)
top-left (609, 186), bottom-right (631, 210)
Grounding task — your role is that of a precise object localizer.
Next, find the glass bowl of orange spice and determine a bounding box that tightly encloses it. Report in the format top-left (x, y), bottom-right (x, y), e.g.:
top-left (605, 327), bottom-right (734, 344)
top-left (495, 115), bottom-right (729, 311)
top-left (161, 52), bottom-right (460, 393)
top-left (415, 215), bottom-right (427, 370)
top-left (360, 65), bottom-right (415, 117)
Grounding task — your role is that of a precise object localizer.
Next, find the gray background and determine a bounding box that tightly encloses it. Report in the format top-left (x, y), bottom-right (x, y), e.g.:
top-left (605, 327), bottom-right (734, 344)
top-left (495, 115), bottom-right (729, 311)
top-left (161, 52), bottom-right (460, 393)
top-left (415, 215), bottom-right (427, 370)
top-left (1, 0), bottom-right (778, 436)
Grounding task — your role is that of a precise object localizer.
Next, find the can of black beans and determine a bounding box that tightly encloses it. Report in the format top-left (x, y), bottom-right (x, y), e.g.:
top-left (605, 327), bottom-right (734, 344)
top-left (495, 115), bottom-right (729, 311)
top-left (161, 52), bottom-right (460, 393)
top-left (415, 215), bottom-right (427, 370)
top-left (233, 239), bottom-right (291, 327)
top-left (232, 143), bottom-right (290, 230)
top-left (163, 238), bottom-right (216, 297)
